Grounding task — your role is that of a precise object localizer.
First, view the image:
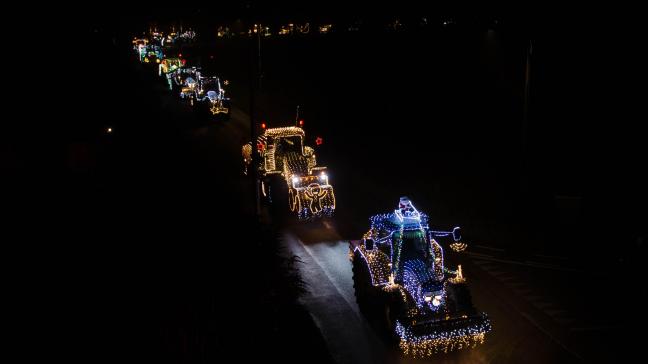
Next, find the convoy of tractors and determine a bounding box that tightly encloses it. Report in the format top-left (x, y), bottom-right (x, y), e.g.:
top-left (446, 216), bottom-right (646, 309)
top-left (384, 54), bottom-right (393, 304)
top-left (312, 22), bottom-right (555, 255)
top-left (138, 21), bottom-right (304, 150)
top-left (131, 28), bottom-right (489, 357)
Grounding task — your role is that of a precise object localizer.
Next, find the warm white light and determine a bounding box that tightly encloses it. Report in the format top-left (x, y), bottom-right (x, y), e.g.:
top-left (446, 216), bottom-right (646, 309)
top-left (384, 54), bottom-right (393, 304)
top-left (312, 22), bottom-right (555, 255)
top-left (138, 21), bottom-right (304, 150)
top-left (432, 296), bottom-right (442, 307)
top-left (107, 127), bottom-right (112, 133)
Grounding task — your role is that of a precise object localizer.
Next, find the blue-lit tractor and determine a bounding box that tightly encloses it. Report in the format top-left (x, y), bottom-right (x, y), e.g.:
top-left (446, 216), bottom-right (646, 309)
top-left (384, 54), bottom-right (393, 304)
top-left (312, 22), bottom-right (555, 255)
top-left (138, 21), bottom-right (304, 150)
top-left (191, 76), bottom-right (230, 118)
top-left (349, 197), bottom-right (490, 357)
top-left (174, 67), bottom-right (199, 102)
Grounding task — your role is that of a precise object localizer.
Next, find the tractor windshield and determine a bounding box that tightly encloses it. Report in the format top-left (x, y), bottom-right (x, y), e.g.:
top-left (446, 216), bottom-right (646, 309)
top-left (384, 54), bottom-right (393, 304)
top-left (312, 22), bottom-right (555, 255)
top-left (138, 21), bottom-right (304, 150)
top-left (200, 77), bottom-right (219, 90)
top-left (397, 229), bottom-right (430, 266)
top-left (276, 136), bottom-right (303, 154)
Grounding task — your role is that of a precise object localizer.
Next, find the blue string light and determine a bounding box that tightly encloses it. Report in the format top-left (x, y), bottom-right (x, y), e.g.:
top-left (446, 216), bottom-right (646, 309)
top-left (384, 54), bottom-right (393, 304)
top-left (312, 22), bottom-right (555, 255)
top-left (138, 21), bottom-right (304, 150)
top-left (353, 198), bottom-right (490, 356)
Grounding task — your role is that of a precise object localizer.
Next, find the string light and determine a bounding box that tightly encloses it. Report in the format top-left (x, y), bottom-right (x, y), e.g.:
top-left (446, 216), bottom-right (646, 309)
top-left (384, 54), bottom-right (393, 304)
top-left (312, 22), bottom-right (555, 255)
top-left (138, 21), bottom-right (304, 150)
top-left (353, 244), bottom-right (391, 285)
top-left (395, 316), bottom-right (491, 357)
top-left (243, 126), bottom-right (335, 219)
top-left (351, 198), bottom-right (490, 357)
top-left (448, 265), bottom-right (466, 284)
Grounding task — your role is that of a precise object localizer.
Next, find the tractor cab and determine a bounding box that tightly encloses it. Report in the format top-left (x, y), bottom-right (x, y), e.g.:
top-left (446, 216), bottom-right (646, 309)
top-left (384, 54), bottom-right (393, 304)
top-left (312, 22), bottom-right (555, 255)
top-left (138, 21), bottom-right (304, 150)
top-left (275, 134), bottom-right (304, 155)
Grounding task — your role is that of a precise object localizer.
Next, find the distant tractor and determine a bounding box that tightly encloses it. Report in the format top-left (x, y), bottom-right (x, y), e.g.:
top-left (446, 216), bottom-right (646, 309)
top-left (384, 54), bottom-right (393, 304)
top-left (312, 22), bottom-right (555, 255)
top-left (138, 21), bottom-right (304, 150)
top-left (192, 76), bottom-right (230, 118)
top-left (175, 67), bottom-right (199, 101)
top-left (350, 197), bottom-right (490, 357)
top-left (132, 38), bottom-right (148, 61)
top-left (141, 45), bottom-right (164, 64)
top-left (159, 57), bottom-right (185, 75)
top-left (242, 126), bottom-right (335, 220)
top-left (159, 57), bottom-right (186, 89)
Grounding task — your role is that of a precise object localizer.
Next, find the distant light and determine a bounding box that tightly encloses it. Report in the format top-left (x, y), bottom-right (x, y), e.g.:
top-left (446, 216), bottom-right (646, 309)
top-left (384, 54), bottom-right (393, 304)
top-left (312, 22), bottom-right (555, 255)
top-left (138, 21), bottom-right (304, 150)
top-left (106, 127), bottom-right (112, 133)
top-left (261, 122), bottom-right (266, 129)
top-left (315, 136), bottom-right (323, 146)
top-left (178, 53), bottom-right (182, 57)
top-left (299, 119), bottom-right (304, 126)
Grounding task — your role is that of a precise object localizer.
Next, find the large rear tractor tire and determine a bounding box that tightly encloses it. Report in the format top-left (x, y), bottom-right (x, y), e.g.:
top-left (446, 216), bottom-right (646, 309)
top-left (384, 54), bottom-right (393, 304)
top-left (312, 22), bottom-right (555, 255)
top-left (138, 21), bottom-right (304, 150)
top-left (267, 176), bottom-right (291, 222)
top-left (352, 253), bottom-right (401, 343)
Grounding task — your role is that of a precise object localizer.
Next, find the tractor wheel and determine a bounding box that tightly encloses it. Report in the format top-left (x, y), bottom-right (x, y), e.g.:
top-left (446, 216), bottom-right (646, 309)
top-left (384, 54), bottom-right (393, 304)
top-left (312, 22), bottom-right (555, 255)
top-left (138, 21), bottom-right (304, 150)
top-left (267, 176), bottom-right (290, 219)
top-left (352, 253), bottom-right (402, 342)
top-left (445, 282), bottom-right (475, 314)
top-left (379, 289), bottom-right (403, 339)
top-left (352, 253), bottom-right (377, 318)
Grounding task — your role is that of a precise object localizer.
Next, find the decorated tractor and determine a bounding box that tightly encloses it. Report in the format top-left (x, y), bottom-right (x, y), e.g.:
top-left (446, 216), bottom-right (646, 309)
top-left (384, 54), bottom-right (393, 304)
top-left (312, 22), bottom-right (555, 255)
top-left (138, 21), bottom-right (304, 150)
top-left (159, 57), bottom-right (186, 90)
top-left (174, 67), bottom-right (199, 99)
top-left (242, 126), bottom-right (335, 220)
top-left (159, 57), bottom-right (185, 76)
top-left (190, 76), bottom-right (230, 117)
top-left (140, 45), bottom-right (164, 64)
top-left (350, 197), bottom-right (490, 357)
top-left (132, 38), bottom-right (148, 49)
top-left (132, 38), bottom-right (148, 60)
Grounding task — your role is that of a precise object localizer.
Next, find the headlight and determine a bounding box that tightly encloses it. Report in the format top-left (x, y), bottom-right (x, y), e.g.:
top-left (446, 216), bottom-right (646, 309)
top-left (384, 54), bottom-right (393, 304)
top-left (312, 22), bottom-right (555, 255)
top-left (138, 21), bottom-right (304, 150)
top-left (424, 292), bottom-right (443, 307)
top-left (432, 295), bottom-right (442, 307)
